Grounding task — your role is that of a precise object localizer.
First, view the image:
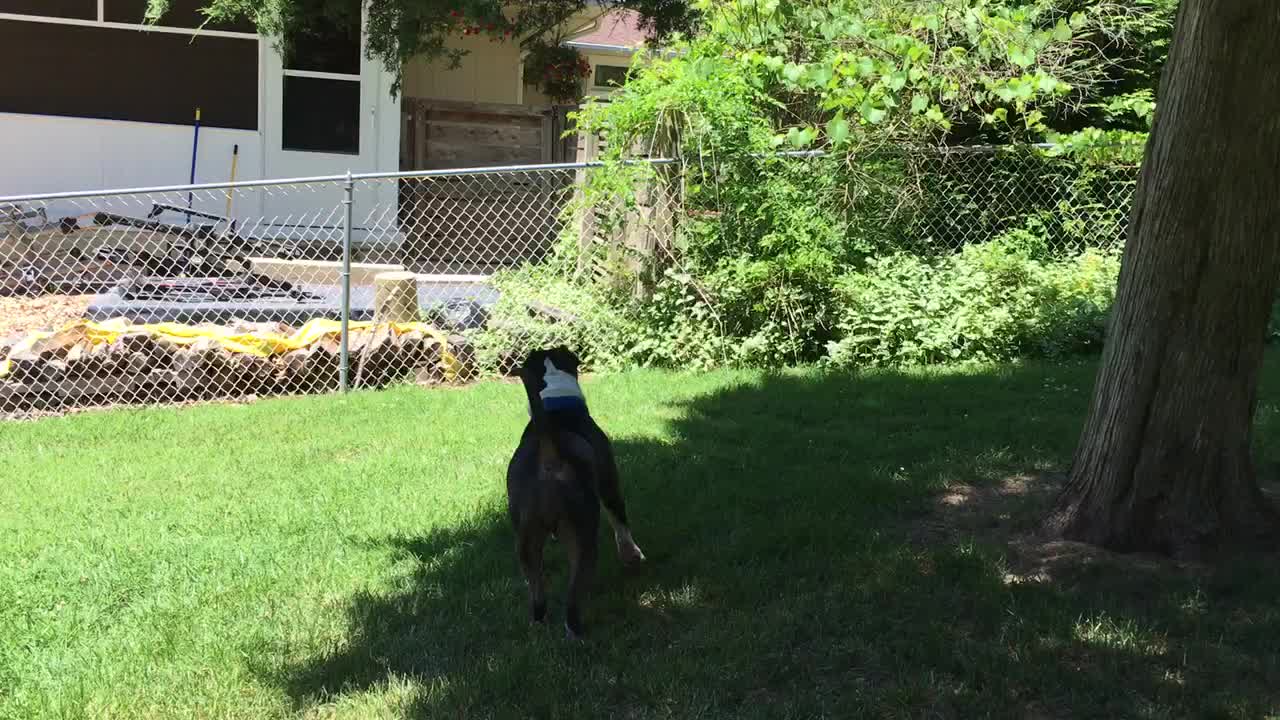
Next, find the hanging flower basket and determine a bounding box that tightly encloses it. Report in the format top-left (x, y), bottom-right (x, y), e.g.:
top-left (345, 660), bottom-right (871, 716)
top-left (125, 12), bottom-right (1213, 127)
top-left (524, 43), bottom-right (591, 104)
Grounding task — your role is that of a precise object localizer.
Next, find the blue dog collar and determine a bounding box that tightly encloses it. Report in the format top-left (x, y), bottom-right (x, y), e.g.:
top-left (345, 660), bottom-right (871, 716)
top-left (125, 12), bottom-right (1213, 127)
top-left (541, 394), bottom-right (588, 413)
top-left (535, 357), bottom-right (587, 414)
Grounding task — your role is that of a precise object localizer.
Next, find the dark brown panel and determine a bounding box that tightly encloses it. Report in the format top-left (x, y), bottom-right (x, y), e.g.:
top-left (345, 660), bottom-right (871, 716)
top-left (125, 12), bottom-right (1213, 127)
top-left (284, 0), bottom-right (360, 74)
top-left (0, 0), bottom-right (96, 20)
top-left (0, 20), bottom-right (258, 130)
top-left (282, 76), bottom-right (360, 154)
top-left (106, 0), bottom-right (255, 33)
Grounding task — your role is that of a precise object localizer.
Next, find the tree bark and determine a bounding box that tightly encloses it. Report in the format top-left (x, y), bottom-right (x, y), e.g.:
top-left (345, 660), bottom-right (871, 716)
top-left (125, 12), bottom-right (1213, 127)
top-left (1045, 0), bottom-right (1280, 554)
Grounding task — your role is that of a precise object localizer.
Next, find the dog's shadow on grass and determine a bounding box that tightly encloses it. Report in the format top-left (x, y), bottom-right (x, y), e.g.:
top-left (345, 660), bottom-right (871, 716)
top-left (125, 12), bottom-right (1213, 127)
top-left (271, 363), bottom-right (1280, 718)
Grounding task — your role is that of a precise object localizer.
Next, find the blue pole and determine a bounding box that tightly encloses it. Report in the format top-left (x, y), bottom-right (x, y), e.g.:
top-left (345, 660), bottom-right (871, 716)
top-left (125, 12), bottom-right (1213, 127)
top-left (186, 107), bottom-right (202, 223)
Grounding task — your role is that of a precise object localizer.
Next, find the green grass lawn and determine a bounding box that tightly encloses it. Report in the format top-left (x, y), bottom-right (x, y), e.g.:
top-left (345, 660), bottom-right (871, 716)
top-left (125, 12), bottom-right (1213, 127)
top-left (2, 357), bottom-right (1279, 719)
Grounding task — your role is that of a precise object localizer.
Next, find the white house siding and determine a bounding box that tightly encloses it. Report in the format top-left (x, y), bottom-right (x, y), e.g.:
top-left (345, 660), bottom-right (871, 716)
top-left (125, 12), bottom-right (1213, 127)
top-left (1, 5), bottom-right (401, 245)
top-left (0, 113), bottom-right (262, 200)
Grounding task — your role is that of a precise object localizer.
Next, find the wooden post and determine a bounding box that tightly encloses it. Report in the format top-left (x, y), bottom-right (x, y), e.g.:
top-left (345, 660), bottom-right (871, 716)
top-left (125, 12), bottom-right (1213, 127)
top-left (575, 131), bottom-right (600, 278)
top-left (400, 106), bottom-right (413, 171)
top-left (373, 271), bottom-right (420, 324)
top-left (541, 109), bottom-right (554, 164)
top-left (415, 102), bottom-right (429, 170)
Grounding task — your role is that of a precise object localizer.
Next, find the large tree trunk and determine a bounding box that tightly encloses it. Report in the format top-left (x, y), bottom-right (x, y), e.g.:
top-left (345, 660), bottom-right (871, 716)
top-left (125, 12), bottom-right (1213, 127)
top-left (1045, 0), bottom-right (1280, 554)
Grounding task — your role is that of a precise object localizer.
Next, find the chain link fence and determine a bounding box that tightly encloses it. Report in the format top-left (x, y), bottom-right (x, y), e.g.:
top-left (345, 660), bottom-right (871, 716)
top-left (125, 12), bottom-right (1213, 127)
top-left (1, 147), bottom-right (1136, 418)
top-left (901, 145), bottom-right (1139, 255)
top-left (753, 145), bottom-right (1139, 257)
top-left (0, 164), bottom-right (590, 418)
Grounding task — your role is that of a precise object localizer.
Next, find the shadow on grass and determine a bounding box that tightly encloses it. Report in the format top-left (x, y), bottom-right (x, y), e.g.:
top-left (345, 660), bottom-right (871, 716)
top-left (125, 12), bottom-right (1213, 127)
top-left (269, 362), bottom-right (1280, 719)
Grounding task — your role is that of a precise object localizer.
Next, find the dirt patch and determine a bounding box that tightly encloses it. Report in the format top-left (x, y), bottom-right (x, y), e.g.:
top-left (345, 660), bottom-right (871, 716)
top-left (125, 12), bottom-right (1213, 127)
top-left (910, 473), bottom-right (1060, 552)
top-left (0, 294), bottom-right (92, 339)
top-left (912, 472), bottom-right (1280, 583)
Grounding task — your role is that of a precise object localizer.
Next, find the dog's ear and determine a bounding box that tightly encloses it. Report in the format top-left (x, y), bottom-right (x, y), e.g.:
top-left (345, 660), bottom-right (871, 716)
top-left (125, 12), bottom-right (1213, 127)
top-left (519, 349), bottom-right (546, 388)
top-left (548, 345), bottom-right (580, 376)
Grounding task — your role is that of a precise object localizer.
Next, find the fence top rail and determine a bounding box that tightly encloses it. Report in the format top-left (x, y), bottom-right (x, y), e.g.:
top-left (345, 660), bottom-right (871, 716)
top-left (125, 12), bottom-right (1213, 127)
top-left (0, 158), bottom-right (680, 205)
top-left (0, 140), bottom-right (1129, 206)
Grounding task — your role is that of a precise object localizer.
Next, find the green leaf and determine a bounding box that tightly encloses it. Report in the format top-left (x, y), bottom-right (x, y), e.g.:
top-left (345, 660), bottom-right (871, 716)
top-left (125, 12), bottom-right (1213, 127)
top-left (762, 55), bottom-right (784, 72)
top-left (809, 64), bottom-right (834, 88)
top-left (887, 70), bottom-right (909, 91)
top-left (826, 115), bottom-right (850, 145)
top-left (786, 126), bottom-right (816, 148)
top-left (1037, 75), bottom-right (1059, 93)
top-left (910, 94), bottom-right (929, 114)
top-left (1053, 19), bottom-right (1072, 42)
top-left (859, 99), bottom-right (887, 125)
top-left (783, 63), bottom-right (806, 85)
top-left (1007, 44), bottom-right (1035, 68)
top-left (1069, 11), bottom-right (1088, 29)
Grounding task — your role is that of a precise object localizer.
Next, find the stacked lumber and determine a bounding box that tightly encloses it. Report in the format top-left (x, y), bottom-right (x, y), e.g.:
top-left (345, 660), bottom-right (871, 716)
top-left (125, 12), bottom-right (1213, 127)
top-left (0, 319), bottom-right (469, 415)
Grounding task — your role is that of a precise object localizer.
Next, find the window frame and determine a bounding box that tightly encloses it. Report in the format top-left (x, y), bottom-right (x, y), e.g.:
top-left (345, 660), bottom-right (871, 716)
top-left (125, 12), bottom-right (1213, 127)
top-left (592, 63), bottom-right (630, 90)
top-left (279, 0), bottom-right (363, 155)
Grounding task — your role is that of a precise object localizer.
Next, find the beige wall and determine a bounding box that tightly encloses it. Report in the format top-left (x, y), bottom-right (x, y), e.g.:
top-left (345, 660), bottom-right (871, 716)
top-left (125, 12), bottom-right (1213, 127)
top-left (402, 35), bottom-right (525, 105)
top-left (401, 10), bottom-right (635, 107)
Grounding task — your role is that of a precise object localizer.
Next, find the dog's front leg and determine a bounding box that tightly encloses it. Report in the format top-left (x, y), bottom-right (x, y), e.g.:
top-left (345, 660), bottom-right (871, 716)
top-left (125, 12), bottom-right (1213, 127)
top-left (516, 529), bottom-right (548, 623)
top-left (561, 515), bottom-right (599, 640)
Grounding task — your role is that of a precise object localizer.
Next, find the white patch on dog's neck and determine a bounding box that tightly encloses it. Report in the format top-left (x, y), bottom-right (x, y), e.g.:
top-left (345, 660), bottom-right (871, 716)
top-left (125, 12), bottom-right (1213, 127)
top-left (539, 357), bottom-right (583, 401)
top-left (529, 357), bottom-right (585, 417)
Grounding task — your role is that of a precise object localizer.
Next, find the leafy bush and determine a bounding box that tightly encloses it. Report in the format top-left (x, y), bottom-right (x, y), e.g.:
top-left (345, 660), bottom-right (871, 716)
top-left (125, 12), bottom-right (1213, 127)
top-left (558, 0), bottom-right (1156, 373)
top-left (651, 156), bottom-right (850, 366)
top-left (824, 239), bottom-right (1121, 368)
top-left (470, 236), bottom-right (1123, 374)
top-left (462, 266), bottom-right (637, 376)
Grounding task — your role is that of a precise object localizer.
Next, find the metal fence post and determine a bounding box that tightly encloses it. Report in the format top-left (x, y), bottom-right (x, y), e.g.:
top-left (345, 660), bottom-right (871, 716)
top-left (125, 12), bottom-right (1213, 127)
top-left (339, 171), bottom-right (354, 393)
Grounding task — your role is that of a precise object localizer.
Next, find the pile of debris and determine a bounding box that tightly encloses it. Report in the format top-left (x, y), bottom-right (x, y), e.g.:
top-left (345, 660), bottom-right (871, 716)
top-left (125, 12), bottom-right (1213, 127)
top-left (1, 200), bottom-right (301, 296)
top-left (0, 318), bottom-right (470, 415)
top-left (0, 294), bottom-right (92, 338)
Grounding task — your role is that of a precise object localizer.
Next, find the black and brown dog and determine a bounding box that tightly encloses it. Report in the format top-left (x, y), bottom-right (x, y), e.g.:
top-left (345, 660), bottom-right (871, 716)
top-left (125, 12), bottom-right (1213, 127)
top-left (506, 346), bottom-right (645, 639)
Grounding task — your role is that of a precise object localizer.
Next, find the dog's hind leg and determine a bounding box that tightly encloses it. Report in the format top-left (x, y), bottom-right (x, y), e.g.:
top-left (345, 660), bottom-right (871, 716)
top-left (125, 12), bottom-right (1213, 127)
top-left (577, 423), bottom-right (645, 566)
top-left (517, 523), bottom-right (549, 624)
top-left (596, 459), bottom-right (646, 566)
top-left (560, 510), bottom-right (599, 640)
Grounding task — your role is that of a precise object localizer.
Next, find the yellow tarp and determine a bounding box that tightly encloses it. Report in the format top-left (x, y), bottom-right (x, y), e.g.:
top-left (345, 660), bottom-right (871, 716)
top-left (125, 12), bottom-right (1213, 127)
top-left (0, 318), bottom-right (460, 380)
